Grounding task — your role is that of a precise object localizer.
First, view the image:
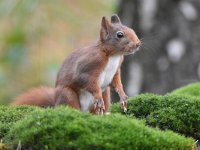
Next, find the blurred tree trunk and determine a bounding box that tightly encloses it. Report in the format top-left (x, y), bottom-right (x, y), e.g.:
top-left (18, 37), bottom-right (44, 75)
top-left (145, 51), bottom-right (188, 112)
top-left (117, 0), bottom-right (200, 96)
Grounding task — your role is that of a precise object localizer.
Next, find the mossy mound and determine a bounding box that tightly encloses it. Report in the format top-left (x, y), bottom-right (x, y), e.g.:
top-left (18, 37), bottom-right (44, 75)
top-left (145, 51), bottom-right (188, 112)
top-left (171, 82), bottom-right (200, 99)
top-left (4, 106), bottom-right (195, 150)
top-left (1, 83), bottom-right (199, 149)
top-left (111, 93), bottom-right (200, 139)
top-left (0, 105), bottom-right (37, 139)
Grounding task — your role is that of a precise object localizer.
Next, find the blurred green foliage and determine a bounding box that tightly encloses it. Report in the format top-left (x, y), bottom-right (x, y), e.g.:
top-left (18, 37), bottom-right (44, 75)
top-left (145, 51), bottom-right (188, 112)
top-left (0, 0), bottom-right (116, 104)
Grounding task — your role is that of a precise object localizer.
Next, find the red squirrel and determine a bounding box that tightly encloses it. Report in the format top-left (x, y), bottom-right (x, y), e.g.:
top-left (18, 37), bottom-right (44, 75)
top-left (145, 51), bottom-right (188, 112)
top-left (12, 15), bottom-right (141, 114)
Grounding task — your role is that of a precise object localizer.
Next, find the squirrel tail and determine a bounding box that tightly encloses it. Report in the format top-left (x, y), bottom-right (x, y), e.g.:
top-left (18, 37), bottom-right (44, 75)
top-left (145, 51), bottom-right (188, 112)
top-left (11, 87), bottom-right (55, 107)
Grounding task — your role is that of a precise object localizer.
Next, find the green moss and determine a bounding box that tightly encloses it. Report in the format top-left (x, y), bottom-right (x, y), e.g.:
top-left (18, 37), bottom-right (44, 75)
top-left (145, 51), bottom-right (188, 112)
top-left (0, 105), bottom-right (37, 138)
top-left (111, 93), bottom-right (200, 139)
top-left (2, 83), bottom-right (199, 149)
top-left (146, 108), bottom-right (188, 133)
top-left (4, 106), bottom-right (194, 150)
top-left (171, 82), bottom-right (200, 99)
top-left (111, 93), bottom-right (163, 118)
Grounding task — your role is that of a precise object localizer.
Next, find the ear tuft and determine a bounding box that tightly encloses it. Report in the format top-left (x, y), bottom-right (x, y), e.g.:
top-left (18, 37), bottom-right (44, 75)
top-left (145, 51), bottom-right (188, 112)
top-left (111, 14), bottom-right (121, 24)
top-left (100, 16), bottom-right (110, 41)
top-left (101, 16), bottom-right (107, 28)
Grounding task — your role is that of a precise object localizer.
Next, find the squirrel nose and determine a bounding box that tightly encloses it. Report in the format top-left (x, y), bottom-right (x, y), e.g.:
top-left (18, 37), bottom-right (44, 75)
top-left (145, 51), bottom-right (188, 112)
top-left (135, 41), bottom-right (141, 48)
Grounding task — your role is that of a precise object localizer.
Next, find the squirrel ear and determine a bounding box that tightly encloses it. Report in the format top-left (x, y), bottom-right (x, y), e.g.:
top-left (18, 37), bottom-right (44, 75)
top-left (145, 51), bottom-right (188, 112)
top-left (111, 14), bottom-right (121, 24)
top-left (100, 16), bottom-right (111, 41)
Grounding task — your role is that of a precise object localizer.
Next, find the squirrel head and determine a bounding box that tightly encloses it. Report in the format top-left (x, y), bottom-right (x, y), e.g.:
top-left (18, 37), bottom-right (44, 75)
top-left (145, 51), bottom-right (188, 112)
top-left (100, 14), bottom-right (141, 55)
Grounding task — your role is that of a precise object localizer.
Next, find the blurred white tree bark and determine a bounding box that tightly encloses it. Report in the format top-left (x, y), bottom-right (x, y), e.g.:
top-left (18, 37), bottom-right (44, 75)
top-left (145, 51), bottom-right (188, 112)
top-left (118, 0), bottom-right (200, 96)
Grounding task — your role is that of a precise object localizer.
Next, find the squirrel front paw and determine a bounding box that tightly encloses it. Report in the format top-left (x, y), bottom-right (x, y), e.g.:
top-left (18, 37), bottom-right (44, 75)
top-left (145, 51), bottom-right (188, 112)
top-left (94, 98), bottom-right (105, 115)
top-left (121, 95), bottom-right (128, 113)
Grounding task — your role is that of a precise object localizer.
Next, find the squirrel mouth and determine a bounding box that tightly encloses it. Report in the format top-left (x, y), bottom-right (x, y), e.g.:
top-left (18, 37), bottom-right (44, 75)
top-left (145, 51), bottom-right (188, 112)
top-left (124, 47), bottom-right (140, 55)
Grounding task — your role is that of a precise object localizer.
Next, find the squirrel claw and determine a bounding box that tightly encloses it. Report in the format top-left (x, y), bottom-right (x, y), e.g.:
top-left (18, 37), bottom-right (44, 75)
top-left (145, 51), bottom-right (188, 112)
top-left (121, 96), bottom-right (128, 113)
top-left (123, 107), bottom-right (127, 113)
top-left (98, 108), bottom-right (104, 116)
top-left (94, 98), bottom-right (105, 115)
top-left (121, 101), bottom-right (127, 113)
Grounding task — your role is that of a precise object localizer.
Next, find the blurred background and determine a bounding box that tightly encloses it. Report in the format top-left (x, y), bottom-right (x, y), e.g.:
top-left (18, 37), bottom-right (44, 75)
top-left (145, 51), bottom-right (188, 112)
top-left (0, 0), bottom-right (199, 104)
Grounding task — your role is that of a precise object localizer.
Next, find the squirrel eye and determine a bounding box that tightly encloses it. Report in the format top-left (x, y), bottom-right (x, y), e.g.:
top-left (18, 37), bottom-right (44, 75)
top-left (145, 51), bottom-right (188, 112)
top-left (116, 31), bottom-right (124, 38)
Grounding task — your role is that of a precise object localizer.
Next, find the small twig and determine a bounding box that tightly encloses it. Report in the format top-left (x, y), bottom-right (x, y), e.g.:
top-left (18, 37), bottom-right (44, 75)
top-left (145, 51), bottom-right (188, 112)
top-left (16, 140), bottom-right (21, 150)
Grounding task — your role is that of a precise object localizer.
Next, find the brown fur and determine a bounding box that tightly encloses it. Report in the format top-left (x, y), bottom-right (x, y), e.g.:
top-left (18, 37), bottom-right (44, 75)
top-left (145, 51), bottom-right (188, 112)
top-left (11, 87), bottom-right (55, 107)
top-left (12, 14), bottom-right (141, 114)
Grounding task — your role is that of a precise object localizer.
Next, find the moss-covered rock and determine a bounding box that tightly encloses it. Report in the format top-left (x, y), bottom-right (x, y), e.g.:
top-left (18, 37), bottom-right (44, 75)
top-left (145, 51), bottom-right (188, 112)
top-left (4, 106), bottom-right (195, 150)
top-left (2, 83), bottom-right (199, 149)
top-left (171, 82), bottom-right (200, 99)
top-left (111, 93), bottom-right (200, 139)
top-left (0, 105), bottom-right (37, 138)
top-left (146, 108), bottom-right (189, 134)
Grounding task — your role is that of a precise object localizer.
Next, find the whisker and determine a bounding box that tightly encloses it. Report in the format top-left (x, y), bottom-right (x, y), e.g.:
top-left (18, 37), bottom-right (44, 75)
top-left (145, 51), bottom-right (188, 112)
top-left (137, 35), bottom-right (162, 60)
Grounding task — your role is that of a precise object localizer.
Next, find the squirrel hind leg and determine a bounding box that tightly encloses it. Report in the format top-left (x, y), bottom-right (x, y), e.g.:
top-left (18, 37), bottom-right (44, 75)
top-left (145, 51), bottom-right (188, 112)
top-left (55, 86), bottom-right (81, 110)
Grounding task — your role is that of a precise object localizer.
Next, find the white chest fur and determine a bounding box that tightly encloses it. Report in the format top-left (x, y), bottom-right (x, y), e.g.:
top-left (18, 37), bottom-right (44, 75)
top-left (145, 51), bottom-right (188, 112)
top-left (79, 55), bottom-right (121, 112)
top-left (98, 55), bottom-right (121, 91)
